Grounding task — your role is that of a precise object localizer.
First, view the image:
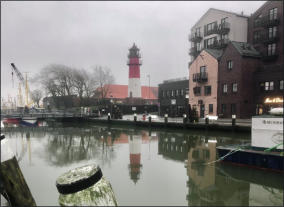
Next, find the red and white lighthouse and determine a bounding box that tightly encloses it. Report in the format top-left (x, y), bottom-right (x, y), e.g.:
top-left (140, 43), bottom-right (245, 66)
top-left (127, 43), bottom-right (142, 98)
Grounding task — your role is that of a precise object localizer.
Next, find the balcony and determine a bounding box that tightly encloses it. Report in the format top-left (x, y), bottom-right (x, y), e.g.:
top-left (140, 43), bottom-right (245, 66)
top-left (217, 22), bottom-right (230, 34)
top-left (206, 39), bottom-right (229, 49)
top-left (192, 72), bottom-right (208, 83)
top-left (204, 25), bottom-right (218, 36)
top-left (262, 33), bottom-right (280, 44)
top-left (262, 52), bottom-right (279, 62)
top-left (189, 33), bottom-right (202, 42)
top-left (189, 47), bottom-right (201, 57)
top-left (261, 15), bottom-right (280, 27)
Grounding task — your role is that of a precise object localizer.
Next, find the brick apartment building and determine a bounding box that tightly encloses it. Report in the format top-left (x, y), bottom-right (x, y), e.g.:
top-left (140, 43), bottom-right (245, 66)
top-left (248, 1), bottom-right (284, 115)
top-left (189, 8), bottom-right (248, 64)
top-left (189, 49), bottom-right (223, 118)
top-left (217, 41), bottom-right (261, 118)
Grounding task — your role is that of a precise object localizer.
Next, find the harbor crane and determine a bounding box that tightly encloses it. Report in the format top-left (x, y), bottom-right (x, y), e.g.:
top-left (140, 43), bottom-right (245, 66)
top-left (11, 63), bottom-right (33, 107)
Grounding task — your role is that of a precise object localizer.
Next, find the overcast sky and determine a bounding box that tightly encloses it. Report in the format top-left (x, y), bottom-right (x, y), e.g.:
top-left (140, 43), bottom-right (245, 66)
top-left (1, 1), bottom-right (265, 99)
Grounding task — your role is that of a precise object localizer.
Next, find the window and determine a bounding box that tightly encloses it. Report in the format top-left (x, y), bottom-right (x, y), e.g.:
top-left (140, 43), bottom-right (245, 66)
top-left (223, 84), bottom-right (228, 93)
top-left (209, 104), bottom-right (213, 113)
top-left (221, 104), bottom-right (226, 113)
top-left (254, 14), bottom-right (262, 27)
top-left (204, 37), bottom-right (217, 48)
top-left (280, 80), bottom-right (284, 90)
top-left (260, 82), bottom-right (265, 91)
top-left (193, 87), bottom-right (201, 95)
top-left (268, 26), bottom-right (277, 39)
top-left (171, 90), bottom-right (174, 97)
top-left (181, 89), bottom-right (184, 96)
top-left (200, 66), bottom-right (207, 73)
top-left (268, 43), bottom-right (276, 56)
top-left (195, 27), bottom-right (201, 36)
top-left (167, 90), bottom-right (170, 97)
top-left (253, 31), bottom-right (261, 42)
top-left (227, 60), bottom-right (233, 70)
top-left (231, 104), bottom-right (236, 114)
top-left (269, 8), bottom-right (277, 20)
top-left (265, 81), bottom-right (274, 91)
top-left (232, 83), bottom-right (238, 92)
top-left (204, 86), bottom-right (211, 95)
top-left (176, 89), bottom-right (179, 96)
top-left (196, 42), bottom-right (201, 51)
top-left (162, 90), bottom-right (165, 98)
top-left (205, 21), bottom-right (217, 35)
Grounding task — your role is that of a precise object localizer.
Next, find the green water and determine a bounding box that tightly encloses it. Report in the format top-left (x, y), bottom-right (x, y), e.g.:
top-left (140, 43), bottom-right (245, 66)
top-left (1, 122), bottom-right (283, 206)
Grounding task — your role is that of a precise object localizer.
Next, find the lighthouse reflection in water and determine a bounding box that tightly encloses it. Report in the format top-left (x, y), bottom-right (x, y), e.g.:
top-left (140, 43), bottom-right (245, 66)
top-left (1, 123), bottom-right (283, 206)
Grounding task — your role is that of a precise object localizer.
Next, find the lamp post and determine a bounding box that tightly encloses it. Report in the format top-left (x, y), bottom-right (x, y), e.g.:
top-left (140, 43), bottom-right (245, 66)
top-left (147, 74), bottom-right (150, 103)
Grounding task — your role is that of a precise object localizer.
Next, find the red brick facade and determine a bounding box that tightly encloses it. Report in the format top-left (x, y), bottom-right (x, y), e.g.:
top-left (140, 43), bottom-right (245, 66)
top-left (218, 43), bottom-right (261, 118)
top-left (248, 1), bottom-right (284, 114)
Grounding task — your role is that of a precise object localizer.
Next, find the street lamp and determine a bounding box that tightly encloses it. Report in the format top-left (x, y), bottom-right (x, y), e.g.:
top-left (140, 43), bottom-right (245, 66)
top-left (147, 74), bottom-right (150, 101)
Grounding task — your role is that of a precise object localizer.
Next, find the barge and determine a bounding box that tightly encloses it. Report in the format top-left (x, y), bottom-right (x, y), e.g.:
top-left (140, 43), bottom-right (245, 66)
top-left (217, 109), bottom-right (283, 172)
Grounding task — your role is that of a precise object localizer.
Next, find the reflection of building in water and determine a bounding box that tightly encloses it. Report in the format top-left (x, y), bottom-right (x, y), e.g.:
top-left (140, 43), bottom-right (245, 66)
top-left (186, 138), bottom-right (250, 206)
top-left (158, 133), bottom-right (191, 162)
top-left (128, 134), bottom-right (142, 184)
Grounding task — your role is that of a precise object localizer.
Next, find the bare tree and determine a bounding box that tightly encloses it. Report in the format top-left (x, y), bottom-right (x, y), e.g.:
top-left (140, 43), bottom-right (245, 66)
top-left (92, 66), bottom-right (115, 100)
top-left (31, 89), bottom-right (43, 107)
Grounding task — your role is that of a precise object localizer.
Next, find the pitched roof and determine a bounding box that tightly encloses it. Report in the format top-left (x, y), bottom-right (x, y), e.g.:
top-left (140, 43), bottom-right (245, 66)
top-left (231, 41), bottom-right (261, 58)
top-left (204, 48), bottom-right (224, 60)
top-left (191, 8), bottom-right (248, 30)
top-left (103, 84), bottom-right (158, 100)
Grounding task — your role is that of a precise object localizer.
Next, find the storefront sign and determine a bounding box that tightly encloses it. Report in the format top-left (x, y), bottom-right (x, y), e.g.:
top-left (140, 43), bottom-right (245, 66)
top-left (264, 97), bottom-right (283, 103)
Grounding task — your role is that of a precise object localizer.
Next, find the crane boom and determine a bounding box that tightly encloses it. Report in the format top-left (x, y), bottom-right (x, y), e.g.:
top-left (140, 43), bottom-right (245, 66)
top-left (10, 63), bottom-right (33, 107)
top-left (11, 63), bottom-right (25, 85)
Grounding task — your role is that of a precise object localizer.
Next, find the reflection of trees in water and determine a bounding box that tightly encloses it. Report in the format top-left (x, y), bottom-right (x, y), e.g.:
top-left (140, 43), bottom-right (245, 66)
top-left (44, 127), bottom-right (124, 166)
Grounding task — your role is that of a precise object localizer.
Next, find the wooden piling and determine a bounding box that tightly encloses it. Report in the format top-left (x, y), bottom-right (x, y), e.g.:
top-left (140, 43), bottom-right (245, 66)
top-left (0, 156), bottom-right (36, 206)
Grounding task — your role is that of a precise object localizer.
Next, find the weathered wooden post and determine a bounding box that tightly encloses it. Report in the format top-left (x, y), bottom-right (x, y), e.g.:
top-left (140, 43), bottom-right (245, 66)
top-left (232, 114), bottom-right (236, 126)
top-left (148, 115), bottom-right (152, 126)
top-left (0, 135), bottom-right (37, 206)
top-left (134, 113), bottom-right (137, 122)
top-left (56, 164), bottom-right (117, 206)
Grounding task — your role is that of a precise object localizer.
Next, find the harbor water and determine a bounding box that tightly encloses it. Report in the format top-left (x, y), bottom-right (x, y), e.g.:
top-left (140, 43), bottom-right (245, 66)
top-left (1, 122), bottom-right (283, 206)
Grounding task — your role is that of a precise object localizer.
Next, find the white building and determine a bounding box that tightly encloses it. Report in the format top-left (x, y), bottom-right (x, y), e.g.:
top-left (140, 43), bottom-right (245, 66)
top-left (189, 8), bottom-right (249, 62)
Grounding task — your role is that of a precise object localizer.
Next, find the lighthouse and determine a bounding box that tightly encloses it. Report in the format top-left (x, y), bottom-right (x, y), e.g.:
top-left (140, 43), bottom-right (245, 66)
top-left (127, 43), bottom-right (142, 98)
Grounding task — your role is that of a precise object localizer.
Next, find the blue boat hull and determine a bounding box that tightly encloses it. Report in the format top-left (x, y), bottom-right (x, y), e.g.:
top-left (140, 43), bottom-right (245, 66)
top-left (20, 119), bottom-right (38, 127)
top-left (217, 146), bottom-right (284, 172)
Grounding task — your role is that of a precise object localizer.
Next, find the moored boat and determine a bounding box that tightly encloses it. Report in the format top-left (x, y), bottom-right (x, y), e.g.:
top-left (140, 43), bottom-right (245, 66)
top-left (2, 118), bottom-right (20, 124)
top-left (20, 117), bottom-right (38, 127)
top-left (216, 108), bottom-right (283, 172)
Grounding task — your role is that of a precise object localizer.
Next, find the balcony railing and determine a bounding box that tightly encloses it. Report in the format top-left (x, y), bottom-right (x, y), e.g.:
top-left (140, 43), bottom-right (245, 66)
top-left (262, 52), bottom-right (279, 61)
top-left (206, 39), bottom-right (229, 49)
top-left (262, 33), bottom-right (279, 44)
top-left (204, 24), bottom-right (218, 36)
top-left (192, 72), bottom-right (208, 82)
top-left (217, 22), bottom-right (230, 34)
top-left (189, 32), bottom-right (202, 42)
top-left (261, 15), bottom-right (280, 27)
top-left (189, 47), bottom-right (201, 57)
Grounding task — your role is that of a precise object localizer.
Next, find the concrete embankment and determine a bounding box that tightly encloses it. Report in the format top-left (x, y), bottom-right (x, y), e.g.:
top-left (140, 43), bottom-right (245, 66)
top-left (88, 118), bottom-right (250, 133)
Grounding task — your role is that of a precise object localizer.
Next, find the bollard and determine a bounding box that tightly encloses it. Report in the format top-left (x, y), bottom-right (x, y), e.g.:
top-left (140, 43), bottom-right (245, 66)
top-left (134, 113), bottom-right (137, 122)
top-left (205, 115), bottom-right (209, 125)
top-left (232, 114), bottom-right (236, 126)
top-left (164, 114), bottom-right (168, 124)
top-left (183, 114), bottom-right (187, 124)
top-left (148, 115), bottom-right (152, 124)
top-left (56, 164), bottom-right (118, 206)
top-left (107, 113), bottom-right (111, 121)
